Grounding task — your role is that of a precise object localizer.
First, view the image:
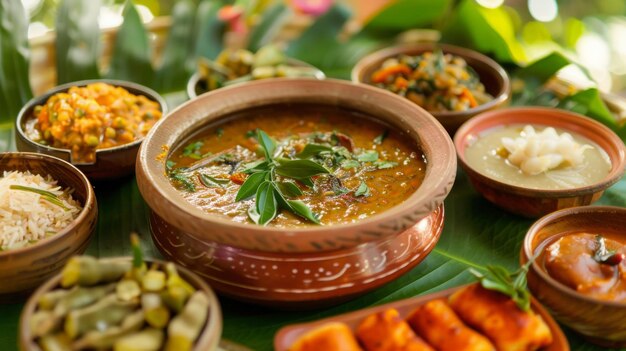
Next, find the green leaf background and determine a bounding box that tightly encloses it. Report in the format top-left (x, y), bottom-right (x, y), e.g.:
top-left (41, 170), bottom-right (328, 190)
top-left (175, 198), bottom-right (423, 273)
top-left (0, 0), bottom-right (626, 350)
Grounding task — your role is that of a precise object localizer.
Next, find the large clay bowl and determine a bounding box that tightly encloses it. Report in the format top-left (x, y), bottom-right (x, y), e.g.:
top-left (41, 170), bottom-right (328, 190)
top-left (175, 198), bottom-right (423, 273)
top-left (0, 152), bottom-right (97, 302)
top-left (19, 257), bottom-right (222, 351)
top-left (455, 107), bottom-right (626, 217)
top-left (521, 206), bottom-right (626, 347)
top-left (150, 205), bottom-right (444, 307)
top-left (15, 79), bottom-right (167, 180)
top-left (136, 78), bottom-right (456, 305)
top-left (351, 43), bottom-right (510, 133)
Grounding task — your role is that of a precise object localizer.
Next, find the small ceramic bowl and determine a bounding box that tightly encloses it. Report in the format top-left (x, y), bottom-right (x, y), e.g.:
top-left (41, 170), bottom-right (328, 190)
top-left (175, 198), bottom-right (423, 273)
top-left (0, 152), bottom-right (97, 302)
top-left (186, 58), bottom-right (326, 99)
top-left (15, 79), bottom-right (168, 180)
top-left (19, 257), bottom-right (222, 351)
top-left (521, 206), bottom-right (626, 347)
top-left (454, 107), bottom-right (626, 217)
top-left (137, 78), bottom-right (457, 306)
top-left (351, 43), bottom-right (511, 133)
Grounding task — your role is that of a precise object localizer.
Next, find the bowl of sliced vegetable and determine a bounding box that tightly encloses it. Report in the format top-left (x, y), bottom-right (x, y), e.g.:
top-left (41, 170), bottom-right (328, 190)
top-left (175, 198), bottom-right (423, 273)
top-left (137, 78), bottom-right (456, 307)
top-left (19, 235), bottom-right (222, 351)
top-left (352, 43), bottom-right (510, 133)
top-left (0, 152), bottom-right (97, 302)
top-left (15, 79), bottom-right (167, 180)
top-left (187, 45), bottom-right (325, 99)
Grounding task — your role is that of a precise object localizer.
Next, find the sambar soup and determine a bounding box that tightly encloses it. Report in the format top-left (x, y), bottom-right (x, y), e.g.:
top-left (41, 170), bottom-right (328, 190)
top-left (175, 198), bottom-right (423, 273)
top-left (166, 104), bottom-right (426, 227)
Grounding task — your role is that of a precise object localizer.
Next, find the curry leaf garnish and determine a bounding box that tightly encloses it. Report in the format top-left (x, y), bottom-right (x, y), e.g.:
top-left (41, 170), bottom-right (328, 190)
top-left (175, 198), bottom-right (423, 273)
top-left (166, 160), bottom-right (176, 170)
top-left (297, 144), bottom-right (333, 159)
top-left (241, 160), bottom-right (269, 174)
top-left (199, 174), bottom-right (229, 188)
top-left (374, 129), bottom-right (389, 145)
top-left (9, 185), bottom-right (70, 211)
top-left (182, 141), bottom-right (204, 159)
top-left (277, 181), bottom-right (303, 197)
top-left (297, 177), bottom-right (315, 188)
top-left (255, 181), bottom-right (278, 225)
top-left (469, 257), bottom-right (536, 312)
top-left (257, 129), bottom-right (276, 160)
top-left (216, 127), bottom-right (224, 138)
top-left (245, 129), bottom-right (257, 139)
top-left (357, 151), bottom-right (378, 162)
top-left (233, 130), bottom-right (327, 225)
top-left (341, 159), bottom-right (360, 169)
top-left (354, 181), bottom-right (370, 197)
top-left (275, 159), bottom-right (329, 178)
top-left (169, 171), bottom-right (196, 192)
top-left (374, 160), bottom-right (398, 169)
top-left (286, 200), bottom-right (320, 224)
top-left (235, 171), bottom-right (268, 201)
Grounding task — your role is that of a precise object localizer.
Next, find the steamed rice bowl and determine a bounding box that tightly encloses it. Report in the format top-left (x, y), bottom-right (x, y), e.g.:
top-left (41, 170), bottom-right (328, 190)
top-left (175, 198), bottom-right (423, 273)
top-left (0, 171), bottom-right (81, 251)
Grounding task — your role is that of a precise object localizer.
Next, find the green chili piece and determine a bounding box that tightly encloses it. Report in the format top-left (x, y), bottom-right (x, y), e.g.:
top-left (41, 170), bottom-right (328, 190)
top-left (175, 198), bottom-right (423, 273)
top-left (72, 310), bottom-right (145, 350)
top-left (64, 294), bottom-right (138, 339)
top-left (165, 291), bottom-right (210, 351)
top-left (61, 256), bottom-right (131, 288)
top-left (113, 328), bottom-right (164, 351)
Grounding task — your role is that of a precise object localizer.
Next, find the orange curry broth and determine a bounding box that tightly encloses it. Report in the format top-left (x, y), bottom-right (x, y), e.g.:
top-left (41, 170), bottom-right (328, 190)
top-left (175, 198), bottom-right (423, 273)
top-left (167, 105), bottom-right (427, 227)
top-left (26, 83), bottom-right (162, 163)
top-left (542, 232), bottom-right (626, 302)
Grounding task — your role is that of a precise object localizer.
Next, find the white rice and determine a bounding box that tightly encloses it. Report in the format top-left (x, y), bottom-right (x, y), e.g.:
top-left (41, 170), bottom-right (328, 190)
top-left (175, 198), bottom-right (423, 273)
top-left (0, 171), bottom-right (81, 251)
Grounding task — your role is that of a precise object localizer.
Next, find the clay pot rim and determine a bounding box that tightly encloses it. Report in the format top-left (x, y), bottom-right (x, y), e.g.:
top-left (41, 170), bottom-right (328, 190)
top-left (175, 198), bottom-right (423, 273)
top-left (454, 106), bottom-right (626, 197)
top-left (19, 256), bottom-right (222, 351)
top-left (0, 152), bottom-right (96, 258)
top-left (522, 205), bottom-right (626, 308)
top-left (137, 78), bottom-right (456, 246)
top-left (351, 43), bottom-right (511, 119)
top-left (15, 79), bottom-right (168, 166)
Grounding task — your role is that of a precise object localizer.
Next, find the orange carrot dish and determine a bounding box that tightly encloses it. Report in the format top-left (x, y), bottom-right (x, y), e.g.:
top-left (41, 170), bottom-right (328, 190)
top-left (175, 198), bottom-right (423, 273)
top-left (370, 51), bottom-right (493, 112)
top-left (26, 83), bottom-right (162, 163)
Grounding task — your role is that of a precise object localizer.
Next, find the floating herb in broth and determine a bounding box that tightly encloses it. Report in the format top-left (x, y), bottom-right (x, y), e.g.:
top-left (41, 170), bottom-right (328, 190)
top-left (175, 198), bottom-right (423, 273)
top-left (167, 105), bottom-right (427, 227)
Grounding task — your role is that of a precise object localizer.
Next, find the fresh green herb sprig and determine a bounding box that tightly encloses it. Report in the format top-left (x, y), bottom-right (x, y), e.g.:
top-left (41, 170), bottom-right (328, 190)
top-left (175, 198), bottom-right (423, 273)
top-left (182, 141), bottom-right (204, 159)
top-left (235, 130), bottom-right (330, 225)
top-left (166, 160), bottom-right (196, 192)
top-left (469, 256), bottom-right (536, 312)
top-left (9, 185), bottom-right (70, 211)
top-left (594, 235), bottom-right (625, 266)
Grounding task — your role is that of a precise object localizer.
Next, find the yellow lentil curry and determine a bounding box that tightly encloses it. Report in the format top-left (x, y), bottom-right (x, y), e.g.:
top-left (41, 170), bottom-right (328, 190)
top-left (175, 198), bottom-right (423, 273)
top-left (167, 105), bottom-right (427, 227)
top-left (26, 83), bottom-right (162, 163)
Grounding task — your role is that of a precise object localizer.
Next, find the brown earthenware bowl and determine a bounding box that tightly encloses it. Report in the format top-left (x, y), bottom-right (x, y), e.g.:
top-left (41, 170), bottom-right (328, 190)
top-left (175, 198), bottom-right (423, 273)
top-left (19, 257), bottom-right (222, 351)
top-left (351, 43), bottom-right (511, 133)
top-left (15, 79), bottom-right (167, 180)
top-left (186, 58), bottom-right (325, 99)
top-left (454, 107), bottom-right (626, 217)
top-left (521, 206), bottom-right (626, 347)
top-left (136, 78), bottom-right (456, 306)
top-left (0, 152), bottom-right (97, 302)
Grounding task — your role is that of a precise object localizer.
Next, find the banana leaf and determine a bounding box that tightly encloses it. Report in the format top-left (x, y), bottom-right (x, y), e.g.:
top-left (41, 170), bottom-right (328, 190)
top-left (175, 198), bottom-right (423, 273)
top-left (247, 2), bottom-right (291, 52)
top-left (286, 4), bottom-right (352, 70)
top-left (55, 0), bottom-right (102, 83)
top-left (153, 0), bottom-right (196, 93)
top-left (516, 51), bottom-right (571, 82)
top-left (442, 0), bottom-right (526, 64)
top-left (107, 1), bottom-right (155, 87)
top-left (360, 0), bottom-right (453, 35)
top-left (193, 0), bottom-right (226, 60)
top-left (0, 0), bottom-right (32, 126)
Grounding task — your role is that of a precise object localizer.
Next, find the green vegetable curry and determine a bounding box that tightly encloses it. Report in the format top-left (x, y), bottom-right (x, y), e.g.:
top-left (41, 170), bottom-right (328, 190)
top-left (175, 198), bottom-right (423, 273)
top-left (167, 105), bottom-right (426, 227)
